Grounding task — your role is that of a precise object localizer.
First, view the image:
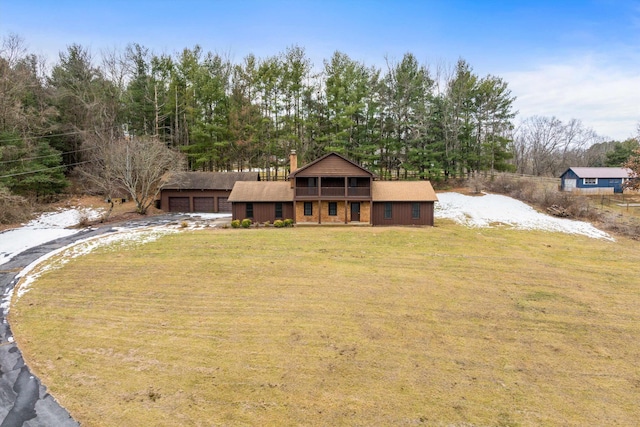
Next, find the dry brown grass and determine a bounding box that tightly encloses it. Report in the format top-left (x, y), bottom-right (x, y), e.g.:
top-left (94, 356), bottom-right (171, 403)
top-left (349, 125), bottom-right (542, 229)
top-left (9, 224), bottom-right (640, 426)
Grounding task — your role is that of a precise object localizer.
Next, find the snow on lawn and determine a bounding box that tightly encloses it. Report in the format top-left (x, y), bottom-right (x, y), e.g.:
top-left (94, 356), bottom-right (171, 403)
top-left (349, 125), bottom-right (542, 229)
top-left (9, 226), bottom-right (179, 307)
top-left (435, 192), bottom-right (613, 240)
top-left (0, 193), bottom-right (612, 271)
top-left (0, 207), bottom-right (104, 267)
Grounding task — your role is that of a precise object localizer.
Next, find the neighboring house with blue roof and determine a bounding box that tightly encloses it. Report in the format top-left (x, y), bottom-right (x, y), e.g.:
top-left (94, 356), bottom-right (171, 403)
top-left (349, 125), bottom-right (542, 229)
top-left (559, 167), bottom-right (632, 194)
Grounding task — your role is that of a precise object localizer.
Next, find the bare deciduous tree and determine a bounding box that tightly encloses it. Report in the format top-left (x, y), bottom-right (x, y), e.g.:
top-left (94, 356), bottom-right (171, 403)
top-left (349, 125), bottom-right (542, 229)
top-left (513, 116), bottom-right (602, 176)
top-left (78, 138), bottom-right (185, 216)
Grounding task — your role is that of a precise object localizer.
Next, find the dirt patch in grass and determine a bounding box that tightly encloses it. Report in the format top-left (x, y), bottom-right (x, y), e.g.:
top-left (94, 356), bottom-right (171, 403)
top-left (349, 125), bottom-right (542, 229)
top-left (10, 225), bottom-right (640, 426)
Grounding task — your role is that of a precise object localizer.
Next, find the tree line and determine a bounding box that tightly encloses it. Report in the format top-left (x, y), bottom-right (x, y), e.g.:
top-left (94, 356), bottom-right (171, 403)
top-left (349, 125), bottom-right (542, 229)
top-left (1, 33), bottom-right (638, 202)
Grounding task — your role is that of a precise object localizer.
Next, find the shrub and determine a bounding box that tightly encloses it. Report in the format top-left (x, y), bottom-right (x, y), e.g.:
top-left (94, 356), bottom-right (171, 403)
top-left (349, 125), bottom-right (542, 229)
top-left (230, 219), bottom-right (241, 228)
top-left (273, 219), bottom-right (285, 228)
top-left (0, 186), bottom-right (33, 224)
top-left (241, 218), bottom-right (252, 228)
top-left (283, 218), bottom-right (294, 227)
top-left (263, 220), bottom-right (271, 227)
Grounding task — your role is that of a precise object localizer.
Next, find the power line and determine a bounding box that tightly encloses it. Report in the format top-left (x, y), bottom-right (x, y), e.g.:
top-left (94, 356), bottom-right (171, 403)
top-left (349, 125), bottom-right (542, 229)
top-left (0, 130), bottom-right (88, 144)
top-left (0, 127), bottom-right (123, 144)
top-left (0, 146), bottom-right (96, 165)
top-left (0, 161), bottom-right (91, 179)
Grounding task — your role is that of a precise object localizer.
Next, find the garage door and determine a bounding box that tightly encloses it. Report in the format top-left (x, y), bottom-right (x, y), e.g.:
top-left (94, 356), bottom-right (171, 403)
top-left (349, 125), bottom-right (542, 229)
top-left (193, 197), bottom-right (215, 212)
top-left (168, 197), bottom-right (190, 212)
top-left (218, 197), bottom-right (231, 212)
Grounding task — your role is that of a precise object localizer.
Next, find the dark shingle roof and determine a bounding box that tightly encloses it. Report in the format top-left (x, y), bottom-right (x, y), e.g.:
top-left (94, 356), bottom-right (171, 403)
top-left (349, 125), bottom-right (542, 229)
top-left (228, 181), bottom-right (294, 202)
top-left (162, 172), bottom-right (260, 191)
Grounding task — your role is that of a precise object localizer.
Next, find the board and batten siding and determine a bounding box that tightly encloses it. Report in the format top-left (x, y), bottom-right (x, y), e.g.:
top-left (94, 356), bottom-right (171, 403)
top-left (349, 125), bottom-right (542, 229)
top-left (371, 202), bottom-right (434, 226)
top-left (232, 202), bottom-right (294, 223)
top-left (295, 155), bottom-right (372, 177)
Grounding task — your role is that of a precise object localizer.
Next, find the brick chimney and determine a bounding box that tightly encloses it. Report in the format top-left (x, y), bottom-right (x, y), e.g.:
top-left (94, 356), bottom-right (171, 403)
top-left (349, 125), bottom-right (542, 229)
top-left (289, 150), bottom-right (297, 188)
top-left (289, 150), bottom-right (298, 173)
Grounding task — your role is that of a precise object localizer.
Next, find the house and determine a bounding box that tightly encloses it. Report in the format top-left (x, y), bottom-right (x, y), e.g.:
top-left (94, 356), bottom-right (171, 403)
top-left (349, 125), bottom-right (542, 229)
top-left (228, 151), bottom-right (438, 226)
top-left (560, 167), bottom-right (632, 194)
top-left (160, 171), bottom-right (260, 213)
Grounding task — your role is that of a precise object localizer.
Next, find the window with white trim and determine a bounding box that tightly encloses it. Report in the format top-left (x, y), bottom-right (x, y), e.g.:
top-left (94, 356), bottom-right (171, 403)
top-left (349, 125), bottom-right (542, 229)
top-left (584, 178), bottom-right (597, 185)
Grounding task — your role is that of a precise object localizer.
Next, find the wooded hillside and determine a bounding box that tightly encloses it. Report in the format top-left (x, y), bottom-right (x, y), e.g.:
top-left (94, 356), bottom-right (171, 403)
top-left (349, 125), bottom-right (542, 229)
top-left (1, 34), bottom-right (636, 203)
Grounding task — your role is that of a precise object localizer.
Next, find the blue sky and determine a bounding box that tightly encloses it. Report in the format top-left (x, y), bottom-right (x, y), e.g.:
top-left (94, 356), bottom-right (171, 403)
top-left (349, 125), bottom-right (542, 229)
top-left (1, 0), bottom-right (639, 140)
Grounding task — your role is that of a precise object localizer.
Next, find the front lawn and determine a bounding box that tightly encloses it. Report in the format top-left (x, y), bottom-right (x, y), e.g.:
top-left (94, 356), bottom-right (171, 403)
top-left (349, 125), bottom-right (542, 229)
top-left (10, 224), bottom-right (640, 426)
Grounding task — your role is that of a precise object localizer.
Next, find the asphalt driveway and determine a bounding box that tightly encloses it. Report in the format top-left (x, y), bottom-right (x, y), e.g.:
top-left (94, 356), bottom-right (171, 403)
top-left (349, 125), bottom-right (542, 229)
top-left (0, 214), bottom-right (223, 426)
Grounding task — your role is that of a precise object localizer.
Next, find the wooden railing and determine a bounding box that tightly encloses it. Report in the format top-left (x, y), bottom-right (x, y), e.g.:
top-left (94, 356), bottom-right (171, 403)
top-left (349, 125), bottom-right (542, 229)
top-left (295, 186), bottom-right (371, 198)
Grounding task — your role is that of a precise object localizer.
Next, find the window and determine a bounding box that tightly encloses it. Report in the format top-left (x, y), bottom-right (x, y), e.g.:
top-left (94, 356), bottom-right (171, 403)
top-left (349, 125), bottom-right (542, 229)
top-left (246, 203), bottom-right (254, 218)
top-left (304, 202), bottom-right (313, 216)
top-left (412, 203), bottom-right (421, 219)
top-left (384, 202), bottom-right (393, 219)
top-left (275, 202), bottom-right (283, 218)
top-left (308, 177), bottom-right (317, 187)
top-left (350, 177), bottom-right (358, 187)
top-left (584, 178), bottom-right (597, 185)
top-left (328, 202), bottom-right (337, 216)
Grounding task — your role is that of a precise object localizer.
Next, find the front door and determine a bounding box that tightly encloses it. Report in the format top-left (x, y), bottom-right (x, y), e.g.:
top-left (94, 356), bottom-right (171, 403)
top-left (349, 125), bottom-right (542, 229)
top-left (351, 202), bottom-right (360, 222)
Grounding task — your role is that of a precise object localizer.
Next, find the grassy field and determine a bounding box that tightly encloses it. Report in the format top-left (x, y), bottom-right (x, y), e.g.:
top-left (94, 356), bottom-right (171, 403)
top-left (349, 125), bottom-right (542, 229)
top-left (9, 222), bottom-right (640, 426)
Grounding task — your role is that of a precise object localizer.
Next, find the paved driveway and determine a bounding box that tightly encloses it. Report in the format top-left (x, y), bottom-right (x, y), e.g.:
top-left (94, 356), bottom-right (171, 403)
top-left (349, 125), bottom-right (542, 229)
top-left (0, 214), bottom-right (223, 426)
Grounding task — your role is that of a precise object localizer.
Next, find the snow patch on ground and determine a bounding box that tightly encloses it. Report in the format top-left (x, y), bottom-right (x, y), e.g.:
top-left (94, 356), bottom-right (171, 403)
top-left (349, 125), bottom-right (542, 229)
top-left (9, 226), bottom-right (179, 306)
top-left (435, 192), bottom-right (613, 241)
top-left (0, 194), bottom-right (614, 318)
top-left (0, 207), bottom-right (104, 267)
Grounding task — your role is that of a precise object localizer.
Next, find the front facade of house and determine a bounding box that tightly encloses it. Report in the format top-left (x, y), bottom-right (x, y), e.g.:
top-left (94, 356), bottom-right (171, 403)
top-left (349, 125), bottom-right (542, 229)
top-left (290, 152), bottom-right (375, 224)
top-left (560, 167), bottom-right (631, 194)
top-left (160, 171), bottom-right (260, 213)
top-left (228, 152), bottom-right (438, 226)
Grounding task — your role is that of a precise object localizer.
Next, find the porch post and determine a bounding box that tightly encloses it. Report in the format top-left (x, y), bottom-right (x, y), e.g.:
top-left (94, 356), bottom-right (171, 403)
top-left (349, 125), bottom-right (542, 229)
top-left (345, 201), bottom-right (348, 224)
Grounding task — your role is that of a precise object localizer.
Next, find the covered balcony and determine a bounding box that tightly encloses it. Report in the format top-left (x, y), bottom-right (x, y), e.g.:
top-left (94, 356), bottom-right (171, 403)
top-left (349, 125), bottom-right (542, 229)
top-left (294, 176), bottom-right (371, 199)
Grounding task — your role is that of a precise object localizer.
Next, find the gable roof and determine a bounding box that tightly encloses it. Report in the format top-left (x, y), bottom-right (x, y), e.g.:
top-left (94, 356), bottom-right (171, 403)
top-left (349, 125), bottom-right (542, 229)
top-left (372, 181), bottom-right (438, 202)
top-left (162, 171), bottom-right (260, 191)
top-left (228, 181), bottom-right (294, 202)
top-left (562, 167), bottom-right (631, 179)
top-left (289, 152), bottom-right (375, 178)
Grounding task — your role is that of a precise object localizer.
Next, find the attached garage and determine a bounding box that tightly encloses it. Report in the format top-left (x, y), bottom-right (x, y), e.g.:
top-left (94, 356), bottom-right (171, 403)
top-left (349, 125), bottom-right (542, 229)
top-left (168, 197), bottom-right (190, 212)
top-left (159, 171), bottom-right (260, 213)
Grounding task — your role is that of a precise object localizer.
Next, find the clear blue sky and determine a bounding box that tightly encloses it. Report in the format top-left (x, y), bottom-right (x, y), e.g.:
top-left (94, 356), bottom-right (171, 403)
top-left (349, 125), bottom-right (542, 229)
top-left (1, 0), bottom-right (639, 140)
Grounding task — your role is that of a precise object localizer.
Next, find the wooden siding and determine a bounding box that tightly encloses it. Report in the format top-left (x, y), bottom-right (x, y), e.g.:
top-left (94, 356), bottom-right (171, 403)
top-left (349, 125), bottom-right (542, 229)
top-left (232, 202), bottom-right (294, 223)
top-left (295, 155), bottom-right (372, 177)
top-left (371, 202), bottom-right (434, 226)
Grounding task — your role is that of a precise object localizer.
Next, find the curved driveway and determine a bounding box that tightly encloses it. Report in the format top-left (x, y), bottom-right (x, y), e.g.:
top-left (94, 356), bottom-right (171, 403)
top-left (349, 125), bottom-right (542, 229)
top-left (0, 214), bottom-right (206, 427)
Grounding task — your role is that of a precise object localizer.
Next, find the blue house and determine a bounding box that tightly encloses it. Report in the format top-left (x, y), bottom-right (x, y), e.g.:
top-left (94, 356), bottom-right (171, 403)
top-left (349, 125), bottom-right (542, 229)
top-left (560, 167), bottom-right (632, 194)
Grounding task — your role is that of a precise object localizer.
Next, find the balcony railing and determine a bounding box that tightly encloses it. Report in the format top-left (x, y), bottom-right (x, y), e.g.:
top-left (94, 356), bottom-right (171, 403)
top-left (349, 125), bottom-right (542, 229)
top-left (296, 186), bottom-right (371, 198)
top-left (296, 187), bottom-right (319, 197)
top-left (348, 187), bottom-right (370, 197)
top-left (321, 187), bottom-right (345, 197)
